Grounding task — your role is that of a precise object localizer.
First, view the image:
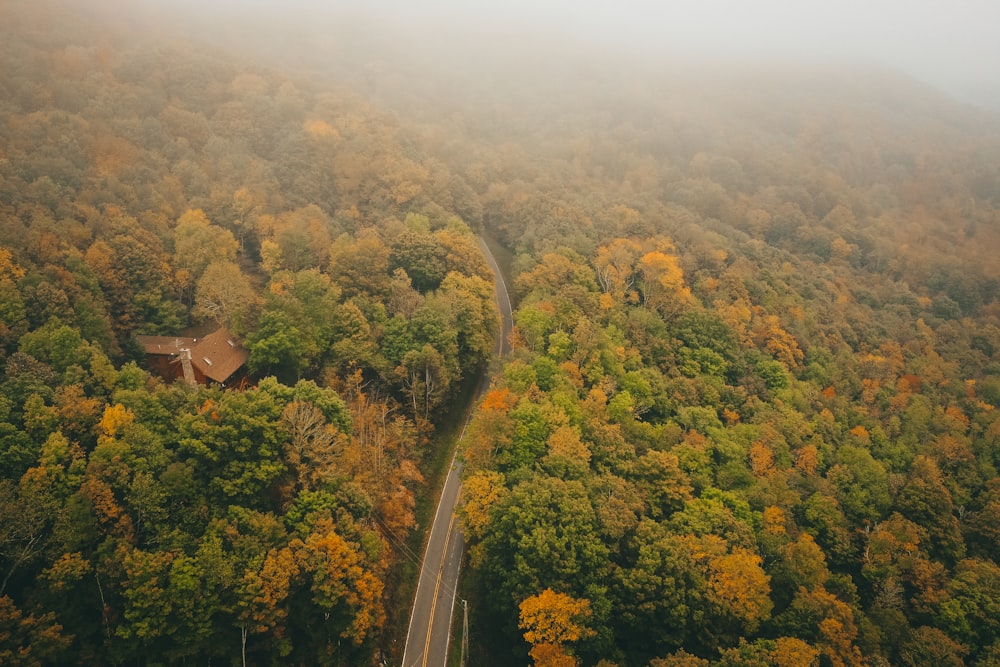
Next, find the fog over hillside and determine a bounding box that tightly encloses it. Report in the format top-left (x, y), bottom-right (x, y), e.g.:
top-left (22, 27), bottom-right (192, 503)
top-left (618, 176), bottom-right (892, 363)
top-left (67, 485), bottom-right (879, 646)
top-left (117, 0), bottom-right (1000, 111)
top-left (2, 2), bottom-right (1000, 666)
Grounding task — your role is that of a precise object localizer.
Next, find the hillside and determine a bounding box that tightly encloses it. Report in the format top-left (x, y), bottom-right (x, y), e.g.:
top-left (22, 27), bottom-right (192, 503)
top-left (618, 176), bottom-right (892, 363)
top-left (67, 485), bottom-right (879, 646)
top-left (1, 1), bottom-right (1000, 666)
top-left (0, 2), bottom-right (496, 664)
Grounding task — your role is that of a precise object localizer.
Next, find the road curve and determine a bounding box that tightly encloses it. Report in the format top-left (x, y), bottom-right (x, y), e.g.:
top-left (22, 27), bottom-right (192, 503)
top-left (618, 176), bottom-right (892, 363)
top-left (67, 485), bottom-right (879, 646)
top-left (400, 237), bottom-right (512, 667)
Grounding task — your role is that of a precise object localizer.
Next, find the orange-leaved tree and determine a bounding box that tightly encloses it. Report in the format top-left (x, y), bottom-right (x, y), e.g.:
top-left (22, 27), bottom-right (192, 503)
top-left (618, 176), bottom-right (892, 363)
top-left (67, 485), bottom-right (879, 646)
top-left (518, 588), bottom-right (595, 667)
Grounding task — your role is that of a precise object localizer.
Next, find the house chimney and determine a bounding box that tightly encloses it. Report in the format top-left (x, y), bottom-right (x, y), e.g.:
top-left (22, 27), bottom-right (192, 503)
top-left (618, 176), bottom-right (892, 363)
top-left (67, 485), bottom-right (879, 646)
top-left (179, 348), bottom-right (197, 387)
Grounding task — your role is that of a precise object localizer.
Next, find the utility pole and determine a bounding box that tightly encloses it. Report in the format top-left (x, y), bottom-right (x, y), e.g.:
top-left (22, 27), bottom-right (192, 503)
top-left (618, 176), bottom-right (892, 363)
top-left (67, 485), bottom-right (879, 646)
top-left (460, 599), bottom-right (469, 667)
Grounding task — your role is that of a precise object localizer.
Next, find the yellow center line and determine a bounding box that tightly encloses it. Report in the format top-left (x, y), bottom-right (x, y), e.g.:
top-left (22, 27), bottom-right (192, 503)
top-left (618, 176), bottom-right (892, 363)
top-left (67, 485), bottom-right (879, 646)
top-left (422, 511), bottom-right (458, 667)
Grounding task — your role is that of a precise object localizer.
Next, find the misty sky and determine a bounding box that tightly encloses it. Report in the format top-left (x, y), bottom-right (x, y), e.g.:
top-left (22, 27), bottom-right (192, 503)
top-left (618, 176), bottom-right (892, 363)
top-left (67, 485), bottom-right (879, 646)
top-left (164, 0), bottom-right (1000, 105)
top-left (390, 0), bottom-right (995, 82)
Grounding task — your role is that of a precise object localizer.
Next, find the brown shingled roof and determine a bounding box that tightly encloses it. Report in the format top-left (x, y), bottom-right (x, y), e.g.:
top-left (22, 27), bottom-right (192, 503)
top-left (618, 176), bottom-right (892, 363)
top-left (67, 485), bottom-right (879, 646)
top-left (136, 328), bottom-right (248, 385)
top-left (136, 335), bottom-right (198, 355)
top-left (189, 328), bottom-right (249, 383)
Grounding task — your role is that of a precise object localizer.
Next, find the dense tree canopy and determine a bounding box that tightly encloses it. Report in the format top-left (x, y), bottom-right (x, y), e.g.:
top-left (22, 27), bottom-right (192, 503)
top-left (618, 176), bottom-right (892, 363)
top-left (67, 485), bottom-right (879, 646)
top-left (0, 3), bottom-right (501, 664)
top-left (2, 0), bottom-right (1000, 665)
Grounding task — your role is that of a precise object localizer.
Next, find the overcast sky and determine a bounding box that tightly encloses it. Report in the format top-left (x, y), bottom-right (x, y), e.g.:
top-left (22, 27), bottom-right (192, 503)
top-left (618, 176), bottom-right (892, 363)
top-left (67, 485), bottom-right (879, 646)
top-left (162, 0), bottom-right (1000, 106)
top-left (395, 0), bottom-right (995, 83)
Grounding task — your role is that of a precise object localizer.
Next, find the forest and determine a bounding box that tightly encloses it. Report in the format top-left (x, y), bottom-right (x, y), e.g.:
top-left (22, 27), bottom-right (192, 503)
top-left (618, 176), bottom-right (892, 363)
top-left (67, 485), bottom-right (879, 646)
top-left (2, 0), bottom-right (1000, 666)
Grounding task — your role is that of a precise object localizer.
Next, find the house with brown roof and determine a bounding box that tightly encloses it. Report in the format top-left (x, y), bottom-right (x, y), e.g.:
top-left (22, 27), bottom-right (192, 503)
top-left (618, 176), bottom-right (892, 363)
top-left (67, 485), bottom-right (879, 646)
top-left (136, 328), bottom-right (249, 387)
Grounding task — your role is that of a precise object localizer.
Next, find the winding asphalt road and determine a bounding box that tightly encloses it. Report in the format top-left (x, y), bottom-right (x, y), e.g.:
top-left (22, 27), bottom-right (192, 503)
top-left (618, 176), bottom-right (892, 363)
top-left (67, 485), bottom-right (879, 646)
top-left (401, 237), bottom-right (513, 667)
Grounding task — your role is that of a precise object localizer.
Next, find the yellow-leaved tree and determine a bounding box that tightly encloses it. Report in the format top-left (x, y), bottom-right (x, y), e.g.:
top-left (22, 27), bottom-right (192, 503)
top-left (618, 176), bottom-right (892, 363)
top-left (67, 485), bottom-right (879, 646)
top-left (638, 249), bottom-right (694, 316)
top-left (518, 588), bottom-right (595, 667)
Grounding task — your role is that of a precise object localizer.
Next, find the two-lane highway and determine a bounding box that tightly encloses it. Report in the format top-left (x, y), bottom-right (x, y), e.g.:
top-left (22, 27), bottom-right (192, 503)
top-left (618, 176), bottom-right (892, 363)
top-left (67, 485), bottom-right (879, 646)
top-left (401, 237), bottom-right (512, 667)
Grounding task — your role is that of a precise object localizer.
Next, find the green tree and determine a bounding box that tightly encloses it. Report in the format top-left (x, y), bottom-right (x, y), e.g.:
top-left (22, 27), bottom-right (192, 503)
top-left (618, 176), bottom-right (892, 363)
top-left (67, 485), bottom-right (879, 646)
top-left (895, 455), bottom-right (965, 565)
top-left (390, 229), bottom-right (447, 292)
top-left (612, 519), bottom-right (707, 660)
top-left (0, 422), bottom-right (34, 479)
top-left (246, 311), bottom-right (309, 382)
top-left (633, 449), bottom-right (693, 519)
top-left (247, 269), bottom-right (347, 380)
top-left (84, 224), bottom-right (183, 342)
top-left (826, 446), bottom-right (891, 524)
top-left (481, 476), bottom-right (610, 629)
top-left (172, 209), bottom-right (239, 281)
top-left (497, 399), bottom-right (555, 472)
top-left (328, 230), bottom-right (393, 299)
top-left (176, 386), bottom-right (287, 509)
top-left (438, 271), bottom-right (498, 369)
top-left (192, 260), bottom-right (259, 330)
top-left (936, 558), bottom-right (1000, 657)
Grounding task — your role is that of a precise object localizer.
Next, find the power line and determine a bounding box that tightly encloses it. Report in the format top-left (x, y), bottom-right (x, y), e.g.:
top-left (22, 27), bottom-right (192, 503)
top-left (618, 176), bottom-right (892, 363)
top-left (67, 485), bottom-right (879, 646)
top-left (370, 514), bottom-right (422, 568)
top-left (370, 512), bottom-right (461, 601)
